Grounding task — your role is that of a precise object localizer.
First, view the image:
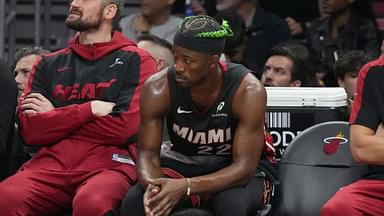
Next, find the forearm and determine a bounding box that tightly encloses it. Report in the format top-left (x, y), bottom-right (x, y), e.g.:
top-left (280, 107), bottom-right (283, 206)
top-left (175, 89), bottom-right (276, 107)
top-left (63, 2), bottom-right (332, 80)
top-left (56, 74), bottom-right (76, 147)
top-left (351, 134), bottom-right (384, 165)
top-left (18, 102), bottom-right (95, 145)
top-left (74, 109), bottom-right (140, 145)
top-left (189, 160), bottom-right (257, 194)
top-left (138, 151), bottom-right (164, 187)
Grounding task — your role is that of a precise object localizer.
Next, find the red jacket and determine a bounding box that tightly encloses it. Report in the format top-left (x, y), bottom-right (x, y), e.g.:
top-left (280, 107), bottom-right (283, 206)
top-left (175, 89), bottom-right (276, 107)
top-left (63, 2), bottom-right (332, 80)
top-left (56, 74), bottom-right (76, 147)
top-left (18, 32), bottom-right (156, 179)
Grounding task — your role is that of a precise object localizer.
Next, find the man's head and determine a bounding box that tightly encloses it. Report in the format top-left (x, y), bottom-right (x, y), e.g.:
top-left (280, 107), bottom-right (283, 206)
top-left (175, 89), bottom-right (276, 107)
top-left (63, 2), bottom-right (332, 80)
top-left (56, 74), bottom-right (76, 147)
top-left (140, 0), bottom-right (176, 19)
top-left (13, 47), bottom-right (50, 99)
top-left (334, 50), bottom-right (371, 100)
top-left (65, 0), bottom-right (123, 32)
top-left (321, 0), bottom-right (352, 16)
top-left (137, 34), bottom-right (174, 71)
top-left (173, 15), bottom-right (233, 88)
top-left (262, 43), bottom-right (313, 87)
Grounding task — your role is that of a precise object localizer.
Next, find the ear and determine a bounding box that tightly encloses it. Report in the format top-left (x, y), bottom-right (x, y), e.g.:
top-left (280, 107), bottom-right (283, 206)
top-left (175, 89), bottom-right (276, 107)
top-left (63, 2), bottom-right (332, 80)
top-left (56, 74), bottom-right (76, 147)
top-left (337, 78), bottom-right (345, 87)
top-left (104, 4), bottom-right (117, 20)
top-left (290, 80), bottom-right (301, 87)
top-left (209, 54), bottom-right (220, 69)
top-left (157, 59), bottom-right (166, 71)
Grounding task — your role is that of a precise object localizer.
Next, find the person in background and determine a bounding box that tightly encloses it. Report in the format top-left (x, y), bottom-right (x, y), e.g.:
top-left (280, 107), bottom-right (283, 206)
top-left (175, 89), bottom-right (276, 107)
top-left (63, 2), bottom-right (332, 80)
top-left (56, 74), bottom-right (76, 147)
top-left (137, 34), bottom-right (174, 71)
top-left (216, 0), bottom-right (291, 78)
top-left (120, 15), bottom-right (272, 216)
top-left (306, 0), bottom-right (381, 87)
top-left (7, 47), bottom-right (50, 177)
top-left (120, 0), bottom-right (181, 43)
top-left (0, 0), bottom-right (156, 215)
top-left (334, 50), bottom-right (372, 103)
top-left (13, 47), bottom-right (50, 100)
top-left (262, 42), bottom-right (318, 87)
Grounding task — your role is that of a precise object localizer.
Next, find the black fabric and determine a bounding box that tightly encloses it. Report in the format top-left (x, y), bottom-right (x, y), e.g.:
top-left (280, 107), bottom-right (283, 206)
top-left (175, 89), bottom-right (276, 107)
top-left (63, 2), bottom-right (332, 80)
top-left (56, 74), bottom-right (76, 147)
top-left (166, 62), bottom-right (248, 157)
top-left (174, 32), bottom-right (225, 54)
top-left (242, 5), bottom-right (291, 76)
top-left (350, 59), bottom-right (384, 179)
top-left (120, 176), bottom-right (265, 216)
top-left (306, 12), bottom-right (381, 86)
top-left (0, 60), bottom-right (17, 179)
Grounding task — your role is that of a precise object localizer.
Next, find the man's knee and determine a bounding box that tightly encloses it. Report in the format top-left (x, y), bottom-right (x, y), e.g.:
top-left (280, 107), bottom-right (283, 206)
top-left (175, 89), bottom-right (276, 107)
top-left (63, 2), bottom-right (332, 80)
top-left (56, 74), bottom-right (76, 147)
top-left (120, 184), bottom-right (145, 216)
top-left (321, 193), bottom-right (356, 216)
top-left (72, 191), bottom-right (114, 216)
top-left (0, 183), bottom-right (29, 214)
top-left (213, 188), bottom-right (260, 216)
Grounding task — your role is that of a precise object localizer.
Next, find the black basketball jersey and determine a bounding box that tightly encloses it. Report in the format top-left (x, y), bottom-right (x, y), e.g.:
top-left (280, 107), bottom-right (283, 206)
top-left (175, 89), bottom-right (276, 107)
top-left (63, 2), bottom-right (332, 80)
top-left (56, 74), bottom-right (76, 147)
top-left (166, 62), bottom-right (249, 158)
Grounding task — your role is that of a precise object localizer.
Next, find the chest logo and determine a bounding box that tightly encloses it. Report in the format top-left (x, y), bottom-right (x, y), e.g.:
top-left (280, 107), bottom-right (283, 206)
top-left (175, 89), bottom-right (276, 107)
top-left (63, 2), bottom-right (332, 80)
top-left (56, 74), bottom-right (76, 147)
top-left (216, 102), bottom-right (225, 113)
top-left (177, 106), bottom-right (193, 114)
top-left (109, 58), bottom-right (124, 68)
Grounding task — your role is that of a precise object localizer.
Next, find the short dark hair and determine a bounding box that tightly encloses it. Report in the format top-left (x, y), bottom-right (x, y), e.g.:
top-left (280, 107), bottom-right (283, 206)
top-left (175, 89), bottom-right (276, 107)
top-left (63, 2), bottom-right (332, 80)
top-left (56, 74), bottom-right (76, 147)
top-left (334, 50), bottom-right (372, 80)
top-left (14, 46), bottom-right (50, 65)
top-left (137, 34), bottom-right (173, 53)
top-left (178, 15), bottom-right (224, 38)
top-left (174, 15), bottom-right (233, 54)
top-left (267, 42), bottom-right (317, 87)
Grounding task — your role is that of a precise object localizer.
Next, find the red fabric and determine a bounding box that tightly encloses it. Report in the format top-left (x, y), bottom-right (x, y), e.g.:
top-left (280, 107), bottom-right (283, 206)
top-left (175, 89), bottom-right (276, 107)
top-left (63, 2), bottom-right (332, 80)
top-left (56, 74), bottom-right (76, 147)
top-left (0, 167), bottom-right (134, 216)
top-left (18, 31), bottom-right (156, 172)
top-left (321, 179), bottom-right (384, 216)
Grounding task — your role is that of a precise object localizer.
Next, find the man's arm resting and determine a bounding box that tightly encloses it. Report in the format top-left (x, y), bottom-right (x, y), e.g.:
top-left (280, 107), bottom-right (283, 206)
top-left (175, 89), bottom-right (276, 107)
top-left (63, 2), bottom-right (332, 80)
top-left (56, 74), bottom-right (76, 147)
top-left (351, 124), bottom-right (384, 165)
top-left (18, 101), bottom-right (96, 145)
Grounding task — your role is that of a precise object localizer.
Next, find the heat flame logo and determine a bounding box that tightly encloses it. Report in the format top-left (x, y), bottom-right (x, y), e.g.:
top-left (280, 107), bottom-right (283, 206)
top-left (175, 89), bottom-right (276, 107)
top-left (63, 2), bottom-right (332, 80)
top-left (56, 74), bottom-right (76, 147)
top-left (323, 132), bottom-right (348, 155)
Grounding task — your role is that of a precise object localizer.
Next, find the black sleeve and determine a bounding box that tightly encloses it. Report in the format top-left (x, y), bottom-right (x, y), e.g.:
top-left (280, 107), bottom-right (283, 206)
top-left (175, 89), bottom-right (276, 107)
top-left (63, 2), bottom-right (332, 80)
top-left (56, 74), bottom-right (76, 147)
top-left (0, 60), bottom-right (17, 154)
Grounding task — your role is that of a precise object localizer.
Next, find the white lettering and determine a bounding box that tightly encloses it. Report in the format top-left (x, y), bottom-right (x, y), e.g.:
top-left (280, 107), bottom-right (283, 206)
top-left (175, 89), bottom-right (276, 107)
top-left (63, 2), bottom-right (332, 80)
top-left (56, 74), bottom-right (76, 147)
top-left (173, 124), bottom-right (189, 139)
top-left (193, 132), bottom-right (207, 144)
top-left (208, 129), bottom-right (224, 144)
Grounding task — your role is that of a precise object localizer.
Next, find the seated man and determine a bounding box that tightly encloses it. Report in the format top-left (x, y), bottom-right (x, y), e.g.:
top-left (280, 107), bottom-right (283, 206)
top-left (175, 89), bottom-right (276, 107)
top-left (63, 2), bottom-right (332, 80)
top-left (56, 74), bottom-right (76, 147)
top-left (261, 43), bottom-right (318, 87)
top-left (321, 50), bottom-right (384, 215)
top-left (14, 47), bottom-right (50, 100)
top-left (120, 15), bottom-right (271, 216)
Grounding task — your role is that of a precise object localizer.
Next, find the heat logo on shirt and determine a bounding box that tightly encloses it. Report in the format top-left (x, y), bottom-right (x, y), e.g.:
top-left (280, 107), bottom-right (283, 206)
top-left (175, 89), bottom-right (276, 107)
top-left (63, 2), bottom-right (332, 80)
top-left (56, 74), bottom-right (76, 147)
top-left (53, 79), bottom-right (117, 100)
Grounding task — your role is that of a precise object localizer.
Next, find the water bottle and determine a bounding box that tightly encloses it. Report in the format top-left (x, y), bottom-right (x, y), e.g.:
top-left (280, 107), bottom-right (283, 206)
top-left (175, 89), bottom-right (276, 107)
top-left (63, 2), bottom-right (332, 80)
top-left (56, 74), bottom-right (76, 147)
top-left (185, 0), bottom-right (195, 17)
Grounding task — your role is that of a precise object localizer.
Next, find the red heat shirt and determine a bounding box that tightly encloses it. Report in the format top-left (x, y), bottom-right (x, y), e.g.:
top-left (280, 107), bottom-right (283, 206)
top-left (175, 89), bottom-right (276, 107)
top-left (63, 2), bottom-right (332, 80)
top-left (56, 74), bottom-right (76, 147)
top-left (18, 32), bottom-right (156, 176)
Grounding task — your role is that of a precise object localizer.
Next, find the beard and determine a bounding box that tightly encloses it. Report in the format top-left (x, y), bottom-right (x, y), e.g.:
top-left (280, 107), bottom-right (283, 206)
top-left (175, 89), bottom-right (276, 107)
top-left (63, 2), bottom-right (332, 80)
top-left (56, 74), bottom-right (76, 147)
top-left (65, 8), bottom-right (103, 32)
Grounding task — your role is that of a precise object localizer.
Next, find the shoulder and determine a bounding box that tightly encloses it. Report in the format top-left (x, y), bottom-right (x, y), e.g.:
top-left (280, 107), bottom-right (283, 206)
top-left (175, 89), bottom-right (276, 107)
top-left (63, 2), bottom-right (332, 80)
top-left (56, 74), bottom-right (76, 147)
top-left (359, 57), bottom-right (384, 81)
top-left (232, 71), bottom-right (266, 106)
top-left (238, 73), bottom-right (266, 97)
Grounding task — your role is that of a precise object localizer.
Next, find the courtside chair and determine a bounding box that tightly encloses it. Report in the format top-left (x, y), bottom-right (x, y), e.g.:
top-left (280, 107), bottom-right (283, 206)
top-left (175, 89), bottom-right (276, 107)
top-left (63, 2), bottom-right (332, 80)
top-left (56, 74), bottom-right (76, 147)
top-left (269, 121), bottom-right (369, 216)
